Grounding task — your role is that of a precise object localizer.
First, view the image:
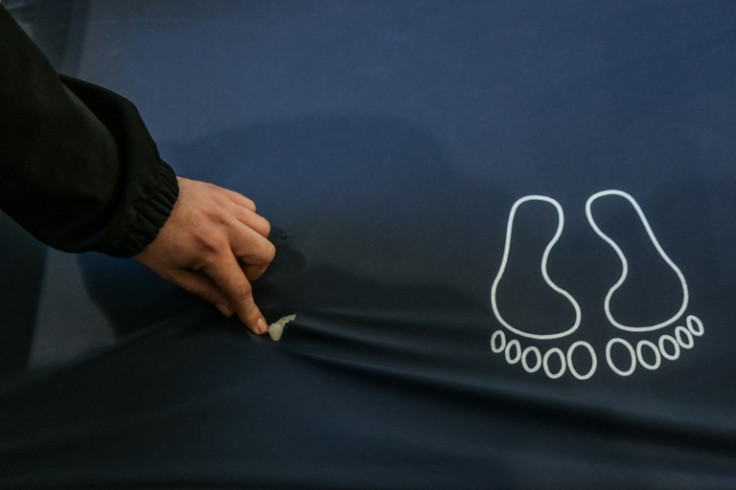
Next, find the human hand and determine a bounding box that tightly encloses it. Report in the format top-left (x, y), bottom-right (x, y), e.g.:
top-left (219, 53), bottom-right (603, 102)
top-left (135, 177), bottom-right (276, 334)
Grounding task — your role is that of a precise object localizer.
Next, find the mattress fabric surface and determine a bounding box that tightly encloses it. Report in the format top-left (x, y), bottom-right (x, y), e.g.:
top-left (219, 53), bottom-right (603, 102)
top-left (2, 1), bottom-right (736, 488)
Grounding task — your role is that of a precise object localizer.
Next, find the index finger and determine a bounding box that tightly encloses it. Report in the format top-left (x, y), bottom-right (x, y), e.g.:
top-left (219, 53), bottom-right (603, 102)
top-left (224, 188), bottom-right (257, 212)
top-left (202, 253), bottom-right (267, 334)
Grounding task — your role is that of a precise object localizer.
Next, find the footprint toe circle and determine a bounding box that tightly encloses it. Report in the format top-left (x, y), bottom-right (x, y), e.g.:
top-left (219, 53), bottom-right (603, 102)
top-left (490, 330), bottom-right (506, 353)
top-left (543, 348), bottom-right (566, 379)
top-left (567, 341), bottom-right (597, 380)
top-left (675, 326), bottom-right (694, 349)
top-left (636, 340), bottom-right (661, 370)
top-left (505, 339), bottom-right (522, 364)
top-left (606, 338), bottom-right (637, 376)
top-left (687, 315), bottom-right (704, 337)
top-left (658, 334), bottom-right (681, 361)
top-left (522, 346), bottom-right (542, 373)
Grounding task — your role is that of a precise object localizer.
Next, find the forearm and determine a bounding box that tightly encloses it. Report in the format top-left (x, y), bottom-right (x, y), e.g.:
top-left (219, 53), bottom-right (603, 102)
top-left (0, 5), bottom-right (177, 256)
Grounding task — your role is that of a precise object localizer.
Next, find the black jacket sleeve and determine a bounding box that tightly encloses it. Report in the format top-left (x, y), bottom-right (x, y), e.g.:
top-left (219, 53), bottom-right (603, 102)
top-left (0, 5), bottom-right (178, 257)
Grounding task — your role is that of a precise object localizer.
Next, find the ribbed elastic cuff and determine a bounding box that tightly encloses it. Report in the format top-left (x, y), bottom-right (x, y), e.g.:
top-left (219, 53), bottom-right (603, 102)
top-left (107, 162), bottom-right (179, 257)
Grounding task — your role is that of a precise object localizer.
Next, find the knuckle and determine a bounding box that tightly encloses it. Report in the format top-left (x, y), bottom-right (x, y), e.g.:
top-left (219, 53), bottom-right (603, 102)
top-left (264, 241), bottom-right (276, 262)
top-left (262, 219), bottom-right (272, 237)
top-left (194, 228), bottom-right (227, 255)
top-left (241, 195), bottom-right (256, 211)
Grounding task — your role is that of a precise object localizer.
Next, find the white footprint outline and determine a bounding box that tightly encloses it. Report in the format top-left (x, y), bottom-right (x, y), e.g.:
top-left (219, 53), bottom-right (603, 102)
top-left (585, 189), bottom-right (689, 332)
top-left (489, 190), bottom-right (702, 380)
top-left (491, 195), bottom-right (582, 340)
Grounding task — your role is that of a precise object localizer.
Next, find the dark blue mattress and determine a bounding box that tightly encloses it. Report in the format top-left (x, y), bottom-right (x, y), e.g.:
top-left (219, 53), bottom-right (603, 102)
top-left (2, 1), bottom-right (736, 488)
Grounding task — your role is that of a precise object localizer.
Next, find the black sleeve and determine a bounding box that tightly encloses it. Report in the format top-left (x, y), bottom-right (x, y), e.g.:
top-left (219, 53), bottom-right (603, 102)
top-left (0, 5), bottom-right (178, 258)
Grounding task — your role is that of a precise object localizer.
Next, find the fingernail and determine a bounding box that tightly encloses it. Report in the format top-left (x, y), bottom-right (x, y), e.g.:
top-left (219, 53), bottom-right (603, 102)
top-left (215, 303), bottom-right (233, 317)
top-left (257, 317), bottom-right (267, 334)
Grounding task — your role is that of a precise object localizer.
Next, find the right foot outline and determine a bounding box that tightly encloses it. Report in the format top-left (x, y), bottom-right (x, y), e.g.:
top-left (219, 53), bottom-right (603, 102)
top-left (585, 189), bottom-right (689, 333)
